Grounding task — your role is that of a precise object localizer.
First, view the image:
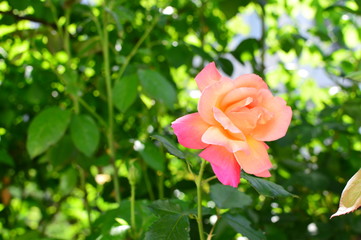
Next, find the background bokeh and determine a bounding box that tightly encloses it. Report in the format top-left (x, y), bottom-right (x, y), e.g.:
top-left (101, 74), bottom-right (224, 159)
top-left (0, 0), bottom-right (361, 239)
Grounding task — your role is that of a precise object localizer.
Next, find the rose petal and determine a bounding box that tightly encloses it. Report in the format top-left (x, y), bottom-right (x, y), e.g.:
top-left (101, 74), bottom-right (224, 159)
top-left (252, 90), bottom-right (292, 141)
top-left (199, 145), bottom-right (241, 187)
top-left (227, 109), bottom-right (259, 135)
top-left (202, 126), bottom-right (247, 153)
top-left (198, 77), bottom-right (234, 124)
top-left (213, 107), bottom-right (241, 133)
top-left (234, 137), bottom-right (272, 175)
top-left (171, 113), bottom-right (210, 149)
top-left (234, 74), bottom-right (269, 89)
top-left (254, 169), bottom-right (271, 177)
top-left (221, 87), bottom-right (257, 111)
top-left (195, 62), bottom-right (222, 92)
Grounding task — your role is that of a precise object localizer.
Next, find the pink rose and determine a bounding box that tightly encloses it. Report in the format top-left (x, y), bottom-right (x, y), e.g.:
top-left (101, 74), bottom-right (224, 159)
top-left (171, 62), bottom-right (292, 187)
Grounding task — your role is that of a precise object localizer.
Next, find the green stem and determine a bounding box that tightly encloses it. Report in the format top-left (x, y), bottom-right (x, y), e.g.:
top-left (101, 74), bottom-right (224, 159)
top-left (101, 3), bottom-right (120, 204)
top-left (157, 171), bottom-right (164, 199)
top-left (142, 162), bottom-right (155, 201)
top-left (130, 182), bottom-right (136, 232)
top-left (79, 166), bottom-right (93, 233)
top-left (196, 160), bottom-right (207, 240)
top-left (78, 98), bottom-right (107, 128)
top-left (117, 15), bottom-right (159, 80)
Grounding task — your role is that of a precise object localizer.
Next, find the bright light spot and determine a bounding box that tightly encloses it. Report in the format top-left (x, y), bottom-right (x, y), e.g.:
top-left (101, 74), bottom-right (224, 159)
top-left (174, 189), bottom-right (185, 199)
top-left (342, 14), bottom-right (350, 21)
top-left (298, 69), bottom-right (309, 78)
top-left (285, 62), bottom-right (297, 70)
top-left (23, 114), bottom-right (29, 122)
top-left (95, 174), bottom-right (111, 185)
top-left (271, 202), bottom-right (279, 208)
top-left (271, 215), bottom-right (280, 223)
top-left (147, 125), bottom-right (154, 133)
top-left (209, 215), bottom-right (218, 225)
top-left (236, 237), bottom-right (249, 240)
top-left (25, 65), bottom-right (33, 79)
top-left (0, 128), bottom-right (6, 135)
top-left (307, 222), bottom-right (318, 235)
top-left (115, 40), bottom-right (122, 52)
top-left (172, 41), bottom-right (178, 47)
top-left (162, 6), bottom-right (175, 15)
top-left (359, 127), bottom-right (361, 135)
top-left (207, 201), bottom-right (216, 208)
top-left (51, 91), bottom-right (59, 98)
top-left (133, 140), bottom-right (144, 151)
top-left (329, 86), bottom-right (341, 95)
top-left (110, 225), bottom-right (130, 236)
top-left (189, 90), bottom-right (201, 99)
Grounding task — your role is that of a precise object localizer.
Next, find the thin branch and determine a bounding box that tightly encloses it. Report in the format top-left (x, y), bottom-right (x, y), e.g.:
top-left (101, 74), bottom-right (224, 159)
top-left (0, 11), bottom-right (57, 29)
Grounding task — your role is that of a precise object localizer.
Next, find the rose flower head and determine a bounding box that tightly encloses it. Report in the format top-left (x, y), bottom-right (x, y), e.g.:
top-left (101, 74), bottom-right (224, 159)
top-left (172, 62), bottom-right (292, 187)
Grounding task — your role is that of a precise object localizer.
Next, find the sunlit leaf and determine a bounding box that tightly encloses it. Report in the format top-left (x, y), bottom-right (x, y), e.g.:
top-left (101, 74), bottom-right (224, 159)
top-left (210, 184), bottom-right (252, 209)
top-left (331, 169), bottom-right (361, 218)
top-left (26, 107), bottom-right (71, 158)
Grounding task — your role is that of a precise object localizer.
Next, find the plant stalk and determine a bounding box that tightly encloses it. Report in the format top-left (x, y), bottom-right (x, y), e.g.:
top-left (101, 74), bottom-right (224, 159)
top-left (196, 160), bottom-right (207, 240)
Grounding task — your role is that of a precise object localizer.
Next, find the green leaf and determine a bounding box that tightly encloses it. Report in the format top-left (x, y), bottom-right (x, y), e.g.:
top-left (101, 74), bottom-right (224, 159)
top-left (48, 136), bottom-right (76, 169)
top-left (152, 134), bottom-right (185, 159)
top-left (148, 199), bottom-right (183, 216)
top-left (217, 57), bottom-right (233, 76)
top-left (138, 69), bottom-right (177, 109)
top-left (112, 74), bottom-right (139, 112)
top-left (70, 114), bottom-right (100, 157)
top-left (59, 167), bottom-right (78, 195)
top-left (223, 213), bottom-right (265, 240)
top-left (242, 173), bottom-right (296, 198)
top-left (346, 71), bottom-right (361, 82)
top-left (145, 214), bottom-right (190, 240)
top-left (0, 149), bottom-right (14, 166)
top-left (331, 168), bottom-right (361, 218)
top-left (139, 142), bottom-right (165, 172)
top-left (26, 107), bottom-right (71, 158)
top-left (210, 184), bottom-right (252, 209)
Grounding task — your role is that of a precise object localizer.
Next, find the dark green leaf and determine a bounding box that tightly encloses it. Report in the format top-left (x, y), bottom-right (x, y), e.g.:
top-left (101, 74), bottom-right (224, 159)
top-left (145, 214), bottom-right (190, 240)
top-left (152, 134), bottom-right (185, 159)
top-left (223, 213), bottom-right (265, 240)
top-left (48, 136), bottom-right (76, 169)
top-left (210, 184), bottom-right (252, 209)
top-left (148, 199), bottom-right (183, 216)
top-left (138, 69), bottom-right (177, 109)
top-left (242, 173), bottom-right (296, 198)
top-left (139, 142), bottom-right (166, 172)
top-left (217, 57), bottom-right (234, 76)
top-left (70, 114), bottom-right (100, 157)
top-left (0, 149), bottom-right (14, 166)
top-left (26, 107), bottom-right (71, 158)
top-left (112, 74), bottom-right (139, 112)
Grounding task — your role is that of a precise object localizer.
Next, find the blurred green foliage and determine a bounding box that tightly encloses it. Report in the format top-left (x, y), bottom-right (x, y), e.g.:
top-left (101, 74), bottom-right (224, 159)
top-left (0, 0), bottom-right (361, 239)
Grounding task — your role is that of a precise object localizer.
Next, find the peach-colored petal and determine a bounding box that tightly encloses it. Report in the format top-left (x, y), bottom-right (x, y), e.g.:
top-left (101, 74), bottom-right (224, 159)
top-left (202, 126), bottom-right (247, 153)
top-left (221, 87), bottom-right (257, 111)
top-left (171, 113), bottom-right (210, 149)
top-left (254, 169), bottom-right (271, 177)
top-left (234, 137), bottom-right (272, 175)
top-left (198, 77), bottom-right (234, 124)
top-left (199, 145), bottom-right (241, 187)
top-left (213, 107), bottom-right (241, 133)
top-left (252, 90), bottom-right (292, 141)
top-left (195, 62), bottom-right (222, 92)
top-left (233, 74), bottom-right (268, 89)
top-left (227, 109), bottom-right (258, 135)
